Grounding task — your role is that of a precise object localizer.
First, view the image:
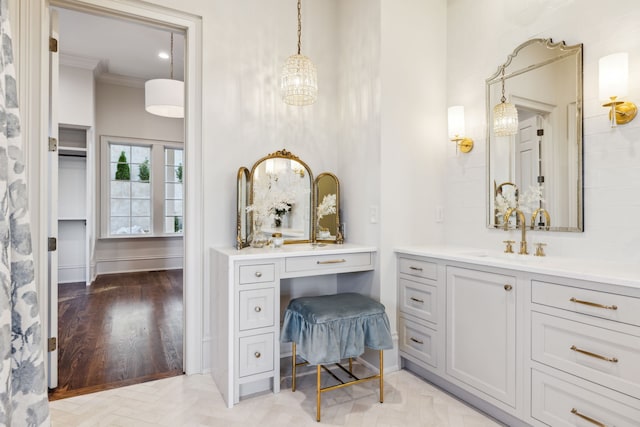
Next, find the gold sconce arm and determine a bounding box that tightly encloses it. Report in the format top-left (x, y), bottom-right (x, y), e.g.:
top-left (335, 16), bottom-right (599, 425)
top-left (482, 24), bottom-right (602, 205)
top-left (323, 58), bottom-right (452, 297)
top-left (602, 96), bottom-right (637, 126)
top-left (450, 135), bottom-right (474, 153)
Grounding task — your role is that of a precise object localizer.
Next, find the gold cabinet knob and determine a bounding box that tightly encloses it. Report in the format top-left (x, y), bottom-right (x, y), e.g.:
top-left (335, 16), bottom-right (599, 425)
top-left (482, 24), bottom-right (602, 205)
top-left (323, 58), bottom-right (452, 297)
top-left (504, 284), bottom-right (513, 291)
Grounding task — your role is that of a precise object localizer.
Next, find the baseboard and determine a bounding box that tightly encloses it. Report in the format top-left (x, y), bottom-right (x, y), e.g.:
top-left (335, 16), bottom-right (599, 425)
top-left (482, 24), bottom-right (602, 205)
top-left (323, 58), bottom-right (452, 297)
top-left (95, 255), bottom-right (183, 275)
top-left (58, 264), bottom-right (86, 284)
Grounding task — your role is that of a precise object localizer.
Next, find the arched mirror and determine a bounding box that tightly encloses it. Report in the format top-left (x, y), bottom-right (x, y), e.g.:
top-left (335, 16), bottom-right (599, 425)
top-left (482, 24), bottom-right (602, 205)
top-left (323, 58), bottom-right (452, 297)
top-left (314, 173), bottom-right (342, 243)
top-left (486, 38), bottom-right (583, 232)
top-left (236, 167), bottom-right (250, 249)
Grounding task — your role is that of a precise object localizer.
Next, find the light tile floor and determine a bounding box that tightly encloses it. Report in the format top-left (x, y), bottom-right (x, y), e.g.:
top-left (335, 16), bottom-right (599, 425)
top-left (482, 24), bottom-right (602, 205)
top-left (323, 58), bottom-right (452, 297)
top-left (50, 364), bottom-right (503, 426)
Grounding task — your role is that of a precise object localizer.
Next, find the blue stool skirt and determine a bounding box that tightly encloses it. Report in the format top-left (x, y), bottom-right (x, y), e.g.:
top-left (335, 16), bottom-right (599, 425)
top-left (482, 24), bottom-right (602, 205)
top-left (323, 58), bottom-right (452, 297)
top-left (281, 293), bottom-right (394, 422)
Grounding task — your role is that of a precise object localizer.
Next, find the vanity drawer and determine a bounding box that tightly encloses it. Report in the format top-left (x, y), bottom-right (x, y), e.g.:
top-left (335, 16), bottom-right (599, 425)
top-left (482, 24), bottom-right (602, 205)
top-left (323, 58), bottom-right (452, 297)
top-left (532, 281), bottom-right (640, 327)
top-left (239, 288), bottom-right (275, 331)
top-left (531, 369), bottom-right (640, 427)
top-left (398, 257), bottom-right (437, 280)
top-left (399, 277), bottom-right (437, 324)
top-left (531, 311), bottom-right (640, 399)
top-left (398, 315), bottom-right (437, 368)
top-left (238, 333), bottom-right (274, 377)
top-left (239, 263), bottom-right (276, 285)
top-left (284, 252), bottom-right (372, 273)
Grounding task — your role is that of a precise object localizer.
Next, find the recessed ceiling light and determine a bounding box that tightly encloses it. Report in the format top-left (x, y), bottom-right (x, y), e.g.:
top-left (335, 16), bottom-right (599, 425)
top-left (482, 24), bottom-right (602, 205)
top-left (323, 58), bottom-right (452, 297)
top-left (158, 51), bottom-right (169, 60)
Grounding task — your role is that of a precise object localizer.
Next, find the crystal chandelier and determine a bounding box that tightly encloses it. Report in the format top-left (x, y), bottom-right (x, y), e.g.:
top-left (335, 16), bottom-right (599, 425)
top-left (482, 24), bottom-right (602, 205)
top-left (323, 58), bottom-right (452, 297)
top-left (145, 32), bottom-right (184, 118)
top-left (280, 0), bottom-right (317, 106)
top-left (493, 66), bottom-right (518, 136)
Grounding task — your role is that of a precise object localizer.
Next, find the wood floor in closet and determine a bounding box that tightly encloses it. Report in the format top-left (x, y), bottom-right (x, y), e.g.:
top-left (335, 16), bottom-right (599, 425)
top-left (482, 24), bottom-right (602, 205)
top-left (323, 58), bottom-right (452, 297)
top-left (48, 269), bottom-right (183, 401)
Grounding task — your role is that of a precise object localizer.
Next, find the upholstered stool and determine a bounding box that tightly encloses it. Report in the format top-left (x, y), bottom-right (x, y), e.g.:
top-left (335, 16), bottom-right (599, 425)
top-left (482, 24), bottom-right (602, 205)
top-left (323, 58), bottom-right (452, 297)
top-left (281, 293), bottom-right (393, 422)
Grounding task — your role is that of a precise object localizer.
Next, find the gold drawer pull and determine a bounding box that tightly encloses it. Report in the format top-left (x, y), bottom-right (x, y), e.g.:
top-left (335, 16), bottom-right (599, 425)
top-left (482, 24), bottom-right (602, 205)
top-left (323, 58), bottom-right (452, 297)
top-left (409, 337), bottom-right (423, 345)
top-left (410, 297), bottom-right (424, 303)
top-left (254, 271), bottom-right (262, 278)
top-left (569, 297), bottom-right (617, 311)
top-left (409, 266), bottom-right (423, 271)
top-left (570, 345), bottom-right (618, 363)
top-left (504, 284), bottom-right (513, 291)
top-left (254, 306), bottom-right (262, 313)
top-left (317, 259), bottom-right (346, 264)
top-left (571, 408), bottom-right (607, 427)
top-left (254, 351), bottom-right (261, 359)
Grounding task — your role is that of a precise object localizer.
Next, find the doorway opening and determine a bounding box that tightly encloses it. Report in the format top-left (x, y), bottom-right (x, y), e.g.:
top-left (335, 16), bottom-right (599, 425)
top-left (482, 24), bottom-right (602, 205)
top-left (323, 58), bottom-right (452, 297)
top-left (47, 3), bottom-right (188, 399)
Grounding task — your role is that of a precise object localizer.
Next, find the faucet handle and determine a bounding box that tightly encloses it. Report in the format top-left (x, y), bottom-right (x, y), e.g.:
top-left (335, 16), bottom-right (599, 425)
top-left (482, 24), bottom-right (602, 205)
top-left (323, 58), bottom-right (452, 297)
top-left (534, 242), bottom-right (547, 257)
top-left (503, 240), bottom-right (515, 254)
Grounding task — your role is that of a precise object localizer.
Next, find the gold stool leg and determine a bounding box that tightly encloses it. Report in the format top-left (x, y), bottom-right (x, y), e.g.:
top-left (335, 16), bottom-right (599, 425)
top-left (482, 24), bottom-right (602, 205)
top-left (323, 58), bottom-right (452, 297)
top-left (379, 349), bottom-right (384, 403)
top-left (292, 342), bottom-right (297, 392)
top-left (316, 364), bottom-right (322, 422)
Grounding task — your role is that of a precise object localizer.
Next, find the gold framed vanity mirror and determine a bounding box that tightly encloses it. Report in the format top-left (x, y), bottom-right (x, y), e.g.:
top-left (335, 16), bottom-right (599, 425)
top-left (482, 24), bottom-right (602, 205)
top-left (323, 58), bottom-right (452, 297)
top-left (236, 167), bottom-right (250, 249)
top-left (241, 149), bottom-right (313, 247)
top-left (314, 172), bottom-right (342, 243)
top-left (486, 38), bottom-right (583, 232)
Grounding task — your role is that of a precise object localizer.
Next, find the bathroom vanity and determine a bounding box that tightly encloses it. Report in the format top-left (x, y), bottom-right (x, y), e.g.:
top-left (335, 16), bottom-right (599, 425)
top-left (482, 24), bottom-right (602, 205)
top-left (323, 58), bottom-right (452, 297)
top-left (210, 243), bottom-right (376, 408)
top-left (396, 247), bottom-right (640, 427)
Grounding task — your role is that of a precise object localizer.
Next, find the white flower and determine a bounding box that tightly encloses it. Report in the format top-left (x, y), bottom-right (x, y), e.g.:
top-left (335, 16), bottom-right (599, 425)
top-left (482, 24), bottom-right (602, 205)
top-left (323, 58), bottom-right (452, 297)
top-left (495, 183), bottom-right (544, 217)
top-left (317, 193), bottom-right (336, 220)
top-left (246, 168), bottom-right (308, 226)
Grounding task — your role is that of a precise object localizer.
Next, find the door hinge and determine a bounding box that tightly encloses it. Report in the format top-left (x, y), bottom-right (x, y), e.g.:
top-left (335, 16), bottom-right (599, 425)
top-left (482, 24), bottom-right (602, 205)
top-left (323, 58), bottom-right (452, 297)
top-left (537, 129), bottom-right (544, 136)
top-left (49, 37), bottom-right (58, 53)
top-left (48, 137), bottom-right (58, 152)
top-left (537, 176), bottom-right (545, 183)
top-left (48, 337), bottom-right (57, 352)
top-left (48, 237), bottom-right (57, 251)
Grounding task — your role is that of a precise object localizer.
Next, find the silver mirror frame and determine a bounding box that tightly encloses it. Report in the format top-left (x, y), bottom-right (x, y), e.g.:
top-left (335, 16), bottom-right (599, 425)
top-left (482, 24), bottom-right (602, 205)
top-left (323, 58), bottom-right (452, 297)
top-left (486, 38), bottom-right (583, 232)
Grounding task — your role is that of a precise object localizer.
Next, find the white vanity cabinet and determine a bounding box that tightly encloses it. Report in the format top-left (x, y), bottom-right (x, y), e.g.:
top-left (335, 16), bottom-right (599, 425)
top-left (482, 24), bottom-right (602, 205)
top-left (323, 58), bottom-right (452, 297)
top-left (396, 247), bottom-right (640, 427)
top-left (446, 267), bottom-right (517, 408)
top-left (211, 244), bottom-right (376, 408)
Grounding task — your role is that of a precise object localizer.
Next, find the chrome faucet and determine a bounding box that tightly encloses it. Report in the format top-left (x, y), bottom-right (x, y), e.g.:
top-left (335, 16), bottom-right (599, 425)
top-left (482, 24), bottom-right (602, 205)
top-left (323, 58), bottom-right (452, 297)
top-left (531, 208), bottom-right (551, 230)
top-left (504, 208), bottom-right (528, 255)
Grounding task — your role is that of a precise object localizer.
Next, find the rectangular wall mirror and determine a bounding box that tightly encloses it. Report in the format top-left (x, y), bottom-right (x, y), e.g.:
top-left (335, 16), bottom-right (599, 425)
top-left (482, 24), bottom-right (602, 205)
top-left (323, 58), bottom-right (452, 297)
top-left (486, 38), bottom-right (583, 232)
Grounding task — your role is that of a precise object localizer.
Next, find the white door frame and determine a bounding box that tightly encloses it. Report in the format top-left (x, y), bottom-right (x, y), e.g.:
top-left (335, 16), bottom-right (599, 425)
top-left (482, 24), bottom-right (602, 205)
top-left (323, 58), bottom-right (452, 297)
top-left (21, 0), bottom-right (204, 378)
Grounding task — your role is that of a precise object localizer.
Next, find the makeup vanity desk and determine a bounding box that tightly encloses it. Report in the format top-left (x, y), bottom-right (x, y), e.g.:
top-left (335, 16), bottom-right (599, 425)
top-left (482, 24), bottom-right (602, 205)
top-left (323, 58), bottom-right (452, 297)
top-left (210, 243), bottom-right (377, 408)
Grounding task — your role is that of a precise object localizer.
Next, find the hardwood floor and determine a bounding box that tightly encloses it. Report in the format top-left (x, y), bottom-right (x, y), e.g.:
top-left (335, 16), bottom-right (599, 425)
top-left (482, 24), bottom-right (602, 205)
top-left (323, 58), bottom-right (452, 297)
top-left (49, 270), bottom-right (183, 401)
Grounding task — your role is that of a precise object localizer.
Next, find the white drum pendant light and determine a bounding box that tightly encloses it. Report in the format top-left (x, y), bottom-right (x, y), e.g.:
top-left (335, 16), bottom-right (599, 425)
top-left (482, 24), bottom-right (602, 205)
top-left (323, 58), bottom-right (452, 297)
top-left (145, 32), bottom-right (184, 118)
top-left (281, 0), bottom-right (317, 106)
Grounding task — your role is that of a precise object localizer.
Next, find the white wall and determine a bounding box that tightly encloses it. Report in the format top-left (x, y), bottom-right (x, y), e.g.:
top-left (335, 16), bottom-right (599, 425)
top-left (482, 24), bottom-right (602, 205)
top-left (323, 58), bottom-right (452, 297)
top-left (94, 80), bottom-right (184, 275)
top-left (446, 0), bottom-right (640, 264)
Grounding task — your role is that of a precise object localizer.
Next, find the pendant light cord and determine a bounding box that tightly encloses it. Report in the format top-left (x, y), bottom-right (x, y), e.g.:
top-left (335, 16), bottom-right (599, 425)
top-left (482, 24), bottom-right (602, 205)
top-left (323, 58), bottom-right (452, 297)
top-left (297, 0), bottom-right (302, 55)
top-left (170, 32), bottom-right (174, 80)
top-left (500, 66), bottom-right (506, 103)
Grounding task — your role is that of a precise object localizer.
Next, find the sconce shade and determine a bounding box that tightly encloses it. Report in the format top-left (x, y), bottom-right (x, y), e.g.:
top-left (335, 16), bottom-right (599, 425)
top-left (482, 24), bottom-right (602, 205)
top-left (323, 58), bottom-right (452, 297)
top-left (493, 101), bottom-right (519, 136)
top-left (599, 52), bottom-right (628, 101)
top-left (145, 78), bottom-right (184, 118)
top-left (448, 106), bottom-right (465, 138)
top-left (281, 54), bottom-right (318, 106)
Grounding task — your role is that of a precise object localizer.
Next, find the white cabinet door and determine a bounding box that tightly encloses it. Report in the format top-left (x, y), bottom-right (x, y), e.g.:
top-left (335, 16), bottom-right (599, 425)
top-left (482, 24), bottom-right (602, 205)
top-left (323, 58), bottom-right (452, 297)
top-left (446, 266), bottom-right (516, 407)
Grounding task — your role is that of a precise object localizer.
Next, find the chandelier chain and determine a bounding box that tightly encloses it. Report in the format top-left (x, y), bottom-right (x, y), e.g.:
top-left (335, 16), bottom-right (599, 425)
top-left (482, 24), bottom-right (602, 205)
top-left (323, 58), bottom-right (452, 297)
top-left (297, 0), bottom-right (302, 55)
top-left (500, 66), bottom-right (506, 103)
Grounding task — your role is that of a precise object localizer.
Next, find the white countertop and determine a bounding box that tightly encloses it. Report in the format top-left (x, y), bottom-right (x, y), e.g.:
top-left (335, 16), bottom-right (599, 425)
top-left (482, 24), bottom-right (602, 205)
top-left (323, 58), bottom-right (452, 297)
top-left (395, 246), bottom-right (640, 290)
top-left (214, 243), bottom-right (377, 261)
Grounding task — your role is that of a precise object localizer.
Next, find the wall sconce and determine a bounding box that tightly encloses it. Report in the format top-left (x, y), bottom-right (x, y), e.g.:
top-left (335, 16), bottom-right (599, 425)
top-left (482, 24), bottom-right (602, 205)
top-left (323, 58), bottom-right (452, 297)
top-left (599, 52), bottom-right (637, 126)
top-left (448, 106), bottom-right (474, 153)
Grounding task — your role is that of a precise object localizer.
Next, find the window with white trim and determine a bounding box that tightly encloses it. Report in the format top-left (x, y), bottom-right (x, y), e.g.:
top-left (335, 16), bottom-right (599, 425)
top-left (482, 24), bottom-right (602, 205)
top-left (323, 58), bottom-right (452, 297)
top-left (101, 136), bottom-right (183, 238)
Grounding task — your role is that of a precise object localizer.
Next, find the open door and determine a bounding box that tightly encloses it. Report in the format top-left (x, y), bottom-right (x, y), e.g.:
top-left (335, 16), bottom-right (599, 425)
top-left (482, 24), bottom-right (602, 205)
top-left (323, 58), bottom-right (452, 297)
top-left (47, 8), bottom-right (59, 389)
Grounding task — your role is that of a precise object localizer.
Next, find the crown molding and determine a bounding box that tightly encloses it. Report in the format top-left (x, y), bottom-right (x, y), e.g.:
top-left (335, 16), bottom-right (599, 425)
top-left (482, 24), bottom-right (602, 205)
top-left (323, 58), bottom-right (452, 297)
top-left (96, 72), bottom-right (145, 88)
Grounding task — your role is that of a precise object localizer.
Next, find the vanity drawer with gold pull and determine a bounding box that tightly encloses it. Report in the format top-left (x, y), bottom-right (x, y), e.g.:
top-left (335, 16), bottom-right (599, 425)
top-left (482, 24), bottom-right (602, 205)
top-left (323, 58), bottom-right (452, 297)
top-left (238, 333), bottom-right (274, 377)
top-left (284, 252), bottom-right (372, 274)
top-left (532, 280), bottom-right (640, 327)
top-left (399, 277), bottom-right (437, 324)
top-left (239, 288), bottom-right (275, 331)
top-left (531, 368), bottom-right (640, 427)
top-left (398, 315), bottom-right (437, 368)
top-left (531, 311), bottom-right (640, 399)
top-left (398, 257), bottom-right (437, 280)
top-left (239, 263), bottom-right (276, 285)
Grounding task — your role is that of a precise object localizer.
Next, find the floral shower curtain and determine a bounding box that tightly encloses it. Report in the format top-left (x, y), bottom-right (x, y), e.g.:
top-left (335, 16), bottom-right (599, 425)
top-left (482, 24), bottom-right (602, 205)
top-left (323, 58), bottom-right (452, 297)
top-left (0, 0), bottom-right (51, 425)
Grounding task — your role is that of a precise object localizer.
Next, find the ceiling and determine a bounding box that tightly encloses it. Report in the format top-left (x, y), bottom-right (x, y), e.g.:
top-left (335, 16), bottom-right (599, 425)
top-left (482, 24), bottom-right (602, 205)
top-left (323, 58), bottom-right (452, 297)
top-left (55, 7), bottom-right (185, 82)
